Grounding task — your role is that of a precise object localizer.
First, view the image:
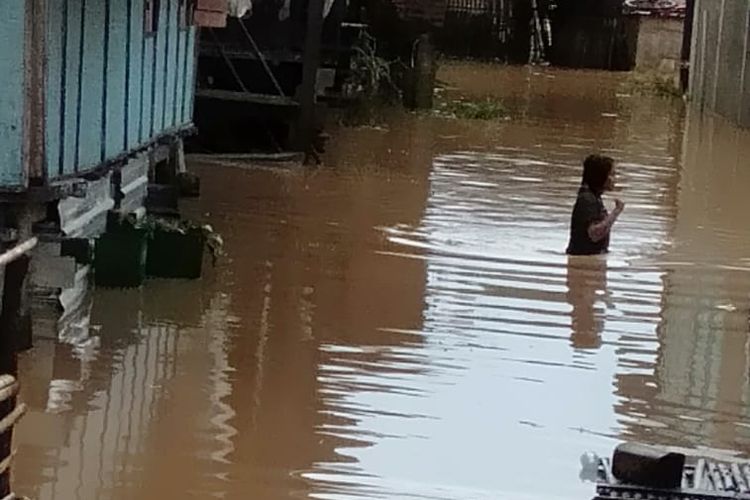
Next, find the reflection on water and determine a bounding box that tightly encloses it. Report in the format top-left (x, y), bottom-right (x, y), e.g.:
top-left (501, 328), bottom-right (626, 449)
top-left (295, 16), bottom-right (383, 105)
top-left (12, 62), bottom-right (750, 499)
top-left (567, 256), bottom-right (608, 349)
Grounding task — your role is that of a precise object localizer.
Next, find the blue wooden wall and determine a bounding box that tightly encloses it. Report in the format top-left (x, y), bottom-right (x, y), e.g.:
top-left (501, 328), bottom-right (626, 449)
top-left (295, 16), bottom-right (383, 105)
top-left (0, 0), bottom-right (27, 188)
top-left (45, 0), bottom-right (197, 180)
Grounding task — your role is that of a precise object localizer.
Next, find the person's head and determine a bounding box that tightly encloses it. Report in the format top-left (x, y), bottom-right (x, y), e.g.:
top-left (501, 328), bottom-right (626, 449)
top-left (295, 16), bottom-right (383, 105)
top-left (582, 154), bottom-right (615, 194)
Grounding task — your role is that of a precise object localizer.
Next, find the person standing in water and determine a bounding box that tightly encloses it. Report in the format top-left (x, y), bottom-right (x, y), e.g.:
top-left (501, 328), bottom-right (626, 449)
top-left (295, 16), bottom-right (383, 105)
top-left (566, 154), bottom-right (624, 255)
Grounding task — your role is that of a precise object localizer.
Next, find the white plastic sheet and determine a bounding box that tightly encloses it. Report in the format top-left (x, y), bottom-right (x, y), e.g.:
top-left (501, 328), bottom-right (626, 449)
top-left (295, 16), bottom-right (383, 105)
top-left (228, 0), bottom-right (253, 18)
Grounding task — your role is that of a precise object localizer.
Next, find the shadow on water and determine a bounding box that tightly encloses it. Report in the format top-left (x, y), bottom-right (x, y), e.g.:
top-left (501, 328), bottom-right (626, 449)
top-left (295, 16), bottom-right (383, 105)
top-left (11, 62), bottom-right (750, 499)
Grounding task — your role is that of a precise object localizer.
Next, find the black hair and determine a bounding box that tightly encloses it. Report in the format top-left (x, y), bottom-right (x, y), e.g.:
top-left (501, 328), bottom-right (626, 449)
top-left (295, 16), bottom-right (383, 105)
top-left (582, 154), bottom-right (614, 194)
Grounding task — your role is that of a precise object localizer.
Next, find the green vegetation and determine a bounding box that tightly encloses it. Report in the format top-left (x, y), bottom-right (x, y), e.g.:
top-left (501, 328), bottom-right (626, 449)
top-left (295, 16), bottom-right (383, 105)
top-left (435, 96), bottom-right (508, 120)
top-left (116, 213), bottom-right (224, 264)
top-left (340, 31), bottom-right (403, 126)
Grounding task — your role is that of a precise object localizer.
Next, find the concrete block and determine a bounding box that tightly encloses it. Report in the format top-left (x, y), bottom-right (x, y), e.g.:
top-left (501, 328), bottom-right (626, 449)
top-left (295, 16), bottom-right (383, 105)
top-left (29, 254), bottom-right (77, 289)
top-left (612, 442), bottom-right (685, 489)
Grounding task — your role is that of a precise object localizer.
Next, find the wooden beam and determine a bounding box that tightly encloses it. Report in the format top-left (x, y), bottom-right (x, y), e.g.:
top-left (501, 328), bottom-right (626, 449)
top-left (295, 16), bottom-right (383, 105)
top-left (295, 0), bottom-right (325, 152)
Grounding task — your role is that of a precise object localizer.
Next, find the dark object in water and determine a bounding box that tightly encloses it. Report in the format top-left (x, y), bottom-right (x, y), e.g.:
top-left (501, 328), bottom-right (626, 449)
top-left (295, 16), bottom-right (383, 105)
top-left (94, 226), bottom-right (148, 288)
top-left (612, 442), bottom-right (685, 489)
top-left (594, 449), bottom-right (750, 500)
top-left (304, 129), bottom-right (329, 166)
top-left (177, 172), bottom-right (201, 198)
top-left (145, 184), bottom-right (180, 217)
top-left (146, 227), bottom-right (205, 280)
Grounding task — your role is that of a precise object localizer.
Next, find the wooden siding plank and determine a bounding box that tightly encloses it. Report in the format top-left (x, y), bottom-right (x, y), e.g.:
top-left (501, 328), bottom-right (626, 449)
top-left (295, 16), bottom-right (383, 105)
top-left (128, 0), bottom-right (144, 149)
top-left (141, 36), bottom-right (155, 144)
top-left (63, 0), bottom-right (83, 175)
top-left (179, 27), bottom-right (189, 124)
top-left (0, 0), bottom-right (26, 187)
top-left (105, 0), bottom-right (128, 159)
top-left (45, 0), bottom-right (64, 178)
top-left (163, 0), bottom-right (178, 129)
top-left (183, 27), bottom-right (197, 125)
top-left (173, 16), bottom-right (186, 128)
top-left (78, 0), bottom-right (106, 171)
top-left (151, 0), bottom-right (167, 136)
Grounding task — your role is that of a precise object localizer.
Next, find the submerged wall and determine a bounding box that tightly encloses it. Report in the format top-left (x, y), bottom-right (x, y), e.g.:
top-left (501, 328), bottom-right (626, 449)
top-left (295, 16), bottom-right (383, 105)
top-left (689, 0), bottom-right (750, 128)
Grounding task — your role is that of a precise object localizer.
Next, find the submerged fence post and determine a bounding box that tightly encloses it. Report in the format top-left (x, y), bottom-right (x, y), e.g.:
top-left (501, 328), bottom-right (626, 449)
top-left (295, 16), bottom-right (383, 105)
top-left (404, 34), bottom-right (436, 110)
top-left (296, 0), bottom-right (326, 154)
top-left (680, 0), bottom-right (696, 93)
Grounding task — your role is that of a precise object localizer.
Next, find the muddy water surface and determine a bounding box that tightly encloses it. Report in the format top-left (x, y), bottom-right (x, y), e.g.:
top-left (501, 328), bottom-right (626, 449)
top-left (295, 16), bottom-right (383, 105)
top-left (13, 63), bottom-right (750, 499)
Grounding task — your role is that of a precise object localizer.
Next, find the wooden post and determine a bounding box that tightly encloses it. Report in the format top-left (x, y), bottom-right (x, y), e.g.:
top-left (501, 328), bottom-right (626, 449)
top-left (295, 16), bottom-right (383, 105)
top-left (404, 34), bottom-right (436, 110)
top-left (295, 0), bottom-right (326, 153)
top-left (680, 0), bottom-right (696, 93)
top-left (0, 255), bottom-right (32, 376)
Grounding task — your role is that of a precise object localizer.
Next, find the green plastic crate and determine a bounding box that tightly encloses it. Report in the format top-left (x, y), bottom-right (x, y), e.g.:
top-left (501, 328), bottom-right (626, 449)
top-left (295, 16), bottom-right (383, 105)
top-left (94, 228), bottom-right (148, 288)
top-left (146, 228), bottom-right (205, 279)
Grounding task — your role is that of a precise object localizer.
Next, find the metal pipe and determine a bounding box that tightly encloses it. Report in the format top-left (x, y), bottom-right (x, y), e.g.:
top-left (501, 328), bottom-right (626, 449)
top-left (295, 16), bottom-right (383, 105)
top-left (0, 238), bottom-right (37, 268)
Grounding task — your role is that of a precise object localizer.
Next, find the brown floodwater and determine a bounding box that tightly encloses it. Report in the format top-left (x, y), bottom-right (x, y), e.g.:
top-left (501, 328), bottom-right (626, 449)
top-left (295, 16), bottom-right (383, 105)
top-left (12, 62), bottom-right (750, 500)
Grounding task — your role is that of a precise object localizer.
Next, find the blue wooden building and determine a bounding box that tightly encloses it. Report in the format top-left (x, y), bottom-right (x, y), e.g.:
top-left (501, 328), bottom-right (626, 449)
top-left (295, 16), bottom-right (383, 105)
top-left (0, 0), bottom-right (219, 342)
top-left (1, 0), bottom-right (200, 194)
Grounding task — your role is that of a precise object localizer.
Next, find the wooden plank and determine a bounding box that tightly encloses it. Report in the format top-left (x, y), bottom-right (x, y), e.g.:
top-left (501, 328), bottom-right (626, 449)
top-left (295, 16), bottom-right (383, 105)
top-left (194, 10), bottom-right (226, 27)
top-left (140, 34), bottom-right (155, 143)
top-left (63, 0), bottom-right (83, 175)
top-left (163, 0), bottom-right (178, 129)
top-left (105, 0), bottom-right (129, 159)
top-left (196, 0), bottom-right (226, 12)
top-left (45, 0), bottom-right (64, 178)
top-left (151, 0), bottom-right (167, 135)
top-left (78, 0), bottom-right (106, 170)
top-left (26, 0), bottom-right (46, 183)
top-left (0, 0), bottom-right (27, 187)
top-left (195, 88), bottom-right (299, 107)
top-left (173, 2), bottom-right (185, 128)
top-left (182, 27), bottom-right (197, 122)
top-left (128, 0), bottom-right (145, 149)
top-left (295, 0), bottom-right (325, 151)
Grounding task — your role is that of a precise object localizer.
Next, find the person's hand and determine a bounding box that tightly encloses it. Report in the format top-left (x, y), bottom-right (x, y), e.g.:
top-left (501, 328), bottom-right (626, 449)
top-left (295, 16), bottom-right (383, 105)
top-left (614, 198), bottom-right (625, 215)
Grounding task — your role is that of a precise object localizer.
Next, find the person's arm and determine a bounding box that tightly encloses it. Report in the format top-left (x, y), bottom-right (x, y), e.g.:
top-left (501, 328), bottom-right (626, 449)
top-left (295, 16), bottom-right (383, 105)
top-left (588, 199), bottom-right (625, 242)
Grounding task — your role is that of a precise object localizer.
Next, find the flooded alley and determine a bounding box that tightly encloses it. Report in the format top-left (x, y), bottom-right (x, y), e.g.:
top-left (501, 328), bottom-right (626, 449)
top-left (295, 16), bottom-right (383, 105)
top-left (12, 63), bottom-right (750, 500)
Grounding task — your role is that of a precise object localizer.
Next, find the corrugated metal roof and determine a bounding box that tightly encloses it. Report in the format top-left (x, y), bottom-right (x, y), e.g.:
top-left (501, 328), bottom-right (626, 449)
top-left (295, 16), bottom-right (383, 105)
top-left (390, 0), bottom-right (449, 26)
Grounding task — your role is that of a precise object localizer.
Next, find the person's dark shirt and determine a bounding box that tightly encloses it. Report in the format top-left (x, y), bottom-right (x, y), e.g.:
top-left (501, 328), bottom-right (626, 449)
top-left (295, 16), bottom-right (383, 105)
top-left (566, 185), bottom-right (609, 255)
